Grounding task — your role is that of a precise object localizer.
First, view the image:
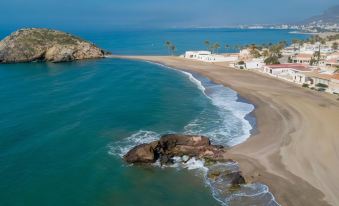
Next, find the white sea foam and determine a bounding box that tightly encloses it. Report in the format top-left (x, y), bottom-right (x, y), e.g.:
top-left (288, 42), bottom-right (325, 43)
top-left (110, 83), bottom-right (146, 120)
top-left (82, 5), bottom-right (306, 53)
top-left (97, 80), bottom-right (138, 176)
top-left (108, 130), bottom-right (160, 157)
top-left (181, 71), bottom-right (208, 96)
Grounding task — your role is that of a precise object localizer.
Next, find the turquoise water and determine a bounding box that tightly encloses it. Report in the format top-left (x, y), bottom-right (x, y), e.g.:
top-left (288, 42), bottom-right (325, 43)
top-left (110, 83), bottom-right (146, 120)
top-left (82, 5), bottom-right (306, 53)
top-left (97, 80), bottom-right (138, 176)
top-left (0, 29), bottom-right (309, 206)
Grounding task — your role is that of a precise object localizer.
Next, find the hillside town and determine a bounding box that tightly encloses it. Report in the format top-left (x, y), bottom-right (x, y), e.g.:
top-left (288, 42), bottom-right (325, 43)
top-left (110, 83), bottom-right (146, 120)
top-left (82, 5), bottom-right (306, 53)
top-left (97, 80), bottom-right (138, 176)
top-left (181, 34), bottom-right (339, 95)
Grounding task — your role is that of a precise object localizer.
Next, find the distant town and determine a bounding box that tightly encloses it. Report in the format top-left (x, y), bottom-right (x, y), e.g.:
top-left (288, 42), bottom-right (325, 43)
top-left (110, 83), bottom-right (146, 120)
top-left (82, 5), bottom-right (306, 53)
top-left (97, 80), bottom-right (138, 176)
top-left (239, 22), bottom-right (339, 33)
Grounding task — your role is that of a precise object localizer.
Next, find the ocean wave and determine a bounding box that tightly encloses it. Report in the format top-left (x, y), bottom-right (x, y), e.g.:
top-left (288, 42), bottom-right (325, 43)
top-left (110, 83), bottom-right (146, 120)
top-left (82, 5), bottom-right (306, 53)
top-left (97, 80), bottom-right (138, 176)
top-left (108, 130), bottom-right (161, 157)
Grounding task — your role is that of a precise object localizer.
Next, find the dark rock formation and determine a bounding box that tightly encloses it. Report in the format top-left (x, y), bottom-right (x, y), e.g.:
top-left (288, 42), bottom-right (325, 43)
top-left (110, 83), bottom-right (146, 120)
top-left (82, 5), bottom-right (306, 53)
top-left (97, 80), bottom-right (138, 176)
top-left (123, 134), bottom-right (225, 164)
top-left (0, 28), bottom-right (108, 63)
top-left (124, 134), bottom-right (247, 189)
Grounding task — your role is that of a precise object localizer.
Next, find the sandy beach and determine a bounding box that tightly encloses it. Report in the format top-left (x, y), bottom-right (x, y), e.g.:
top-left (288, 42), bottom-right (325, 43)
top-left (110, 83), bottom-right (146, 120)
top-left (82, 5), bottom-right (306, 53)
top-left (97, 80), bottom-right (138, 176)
top-left (109, 55), bottom-right (339, 206)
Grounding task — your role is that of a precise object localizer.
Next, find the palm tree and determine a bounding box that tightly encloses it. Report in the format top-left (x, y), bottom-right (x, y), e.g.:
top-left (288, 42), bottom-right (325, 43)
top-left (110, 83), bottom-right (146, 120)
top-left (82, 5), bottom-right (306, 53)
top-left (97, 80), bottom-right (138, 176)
top-left (170, 45), bottom-right (176, 56)
top-left (249, 44), bottom-right (257, 51)
top-left (292, 39), bottom-right (298, 51)
top-left (165, 41), bottom-right (172, 55)
top-left (204, 40), bottom-right (210, 51)
top-left (213, 43), bottom-right (221, 54)
top-left (225, 44), bottom-right (230, 51)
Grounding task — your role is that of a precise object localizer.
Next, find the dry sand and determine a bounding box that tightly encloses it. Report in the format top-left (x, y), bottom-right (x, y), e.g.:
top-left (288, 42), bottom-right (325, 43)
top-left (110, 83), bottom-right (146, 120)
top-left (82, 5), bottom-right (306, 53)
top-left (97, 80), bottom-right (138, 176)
top-left (110, 55), bottom-right (339, 206)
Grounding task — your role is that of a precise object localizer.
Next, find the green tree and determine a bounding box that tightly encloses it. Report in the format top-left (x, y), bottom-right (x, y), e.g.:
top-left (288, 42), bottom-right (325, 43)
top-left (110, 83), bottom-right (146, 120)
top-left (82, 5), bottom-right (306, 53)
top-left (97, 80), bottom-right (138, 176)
top-left (264, 56), bottom-right (280, 65)
top-left (332, 42), bottom-right (338, 50)
top-left (292, 39), bottom-right (299, 51)
top-left (262, 49), bottom-right (270, 58)
top-left (204, 40), bottom-right (211, 51)
top-left (213, 43), bottom-right (221, 54)
top-left (250, 49), bottom-right (261, 58)
top-left (165, 41), bottom-right (172, 55)
top-left (170, 45), bottom-right (176, 56)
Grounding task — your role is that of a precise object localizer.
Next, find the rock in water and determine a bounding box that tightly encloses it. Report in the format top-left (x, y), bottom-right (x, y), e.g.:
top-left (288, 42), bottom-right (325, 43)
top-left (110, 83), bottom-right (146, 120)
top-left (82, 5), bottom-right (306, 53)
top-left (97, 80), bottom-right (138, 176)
top-left (123, 134), bottom-right (225, 164)
top-left (0, 28), bottom-right (106, 63)
top-left (123, 141), bottom-right (159, 163)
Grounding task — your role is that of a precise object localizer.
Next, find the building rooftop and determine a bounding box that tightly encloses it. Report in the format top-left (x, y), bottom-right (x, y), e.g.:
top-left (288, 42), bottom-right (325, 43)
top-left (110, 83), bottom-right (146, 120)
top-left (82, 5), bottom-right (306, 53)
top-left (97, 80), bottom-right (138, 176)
top-left (266, 64), bottom-right (311, 71)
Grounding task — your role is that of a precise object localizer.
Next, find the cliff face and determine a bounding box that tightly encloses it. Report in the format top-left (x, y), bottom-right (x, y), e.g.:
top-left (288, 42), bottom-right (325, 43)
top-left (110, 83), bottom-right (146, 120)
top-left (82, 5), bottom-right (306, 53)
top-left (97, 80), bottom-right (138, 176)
top-left (0, 28), bottom-right (106, 63)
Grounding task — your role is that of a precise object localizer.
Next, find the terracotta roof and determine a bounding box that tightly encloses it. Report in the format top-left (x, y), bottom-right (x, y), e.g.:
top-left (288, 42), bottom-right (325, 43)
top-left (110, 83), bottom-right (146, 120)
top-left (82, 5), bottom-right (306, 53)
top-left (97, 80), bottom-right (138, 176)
top-left (306, 72), bottom-right (336, 80)
top-left (294, 53), bottom-right (313, 59)
top-left (331, 74), bottom-right (339, 80)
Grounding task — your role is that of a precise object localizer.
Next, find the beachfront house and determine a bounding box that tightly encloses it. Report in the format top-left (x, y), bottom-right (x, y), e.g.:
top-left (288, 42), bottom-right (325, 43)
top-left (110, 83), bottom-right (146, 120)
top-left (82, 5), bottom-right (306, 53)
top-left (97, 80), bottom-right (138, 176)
top-left (262, 64), bottom-right (312, 84)
top-left (305, 73), bottom-right (332, 91)
top-left (184, 51), bottom-right (211, 59)
top-left (183, 51), bottom-right (238, 63)
top-left (244, 58), bottom-right (265, 69)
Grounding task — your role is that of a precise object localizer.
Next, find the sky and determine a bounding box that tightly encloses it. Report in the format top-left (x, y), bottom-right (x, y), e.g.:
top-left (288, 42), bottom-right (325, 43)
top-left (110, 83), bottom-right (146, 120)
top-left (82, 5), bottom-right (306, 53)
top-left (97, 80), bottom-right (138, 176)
top-left (0, 0), bottom-right (338, 30)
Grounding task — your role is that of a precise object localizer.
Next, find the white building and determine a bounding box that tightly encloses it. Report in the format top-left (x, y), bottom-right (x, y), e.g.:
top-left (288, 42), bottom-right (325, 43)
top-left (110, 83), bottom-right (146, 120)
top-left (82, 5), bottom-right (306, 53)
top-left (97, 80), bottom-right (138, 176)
top-left (245, 58), bottom-right (265, 69)
top-left (262, 64), bottom-right (312, 84)
top-left (326, 52), bottom-right (339, 60)
top-left (239, 49), bottom-right (252, 59)
top-left (184, 51), bottom-right (238, 63)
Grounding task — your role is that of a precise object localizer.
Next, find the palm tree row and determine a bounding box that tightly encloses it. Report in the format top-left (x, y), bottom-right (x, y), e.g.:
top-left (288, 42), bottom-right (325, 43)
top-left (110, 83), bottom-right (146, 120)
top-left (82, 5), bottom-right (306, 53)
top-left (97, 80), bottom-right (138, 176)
top-left (165, 41), bottom-right (176, 56)
top-left (204, 40), bottom-right (221, 54)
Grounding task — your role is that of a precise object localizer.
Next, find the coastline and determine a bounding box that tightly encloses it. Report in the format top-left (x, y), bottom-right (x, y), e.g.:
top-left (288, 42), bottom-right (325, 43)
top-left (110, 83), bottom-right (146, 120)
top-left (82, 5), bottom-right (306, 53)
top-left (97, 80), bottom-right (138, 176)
top-left (109, 55), bottom-right (339, 206)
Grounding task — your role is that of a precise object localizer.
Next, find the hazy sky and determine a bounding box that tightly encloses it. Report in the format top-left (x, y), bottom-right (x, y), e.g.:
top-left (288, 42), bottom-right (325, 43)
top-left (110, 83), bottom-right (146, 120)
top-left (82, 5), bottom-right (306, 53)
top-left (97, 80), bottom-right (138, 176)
top-left (1, 0), bottom-right (338, 30)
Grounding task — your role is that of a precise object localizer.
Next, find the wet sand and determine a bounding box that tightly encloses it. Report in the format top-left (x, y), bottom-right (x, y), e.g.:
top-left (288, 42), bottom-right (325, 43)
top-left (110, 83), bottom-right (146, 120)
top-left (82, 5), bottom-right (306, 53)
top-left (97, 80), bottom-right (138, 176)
top-left (109, 55), bottom-right (339, 206)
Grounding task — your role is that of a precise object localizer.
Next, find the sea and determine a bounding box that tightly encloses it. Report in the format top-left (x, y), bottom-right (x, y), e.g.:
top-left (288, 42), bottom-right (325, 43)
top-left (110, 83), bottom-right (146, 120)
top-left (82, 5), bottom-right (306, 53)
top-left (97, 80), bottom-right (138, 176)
top-left (0, 28), bottom-right (310, 206)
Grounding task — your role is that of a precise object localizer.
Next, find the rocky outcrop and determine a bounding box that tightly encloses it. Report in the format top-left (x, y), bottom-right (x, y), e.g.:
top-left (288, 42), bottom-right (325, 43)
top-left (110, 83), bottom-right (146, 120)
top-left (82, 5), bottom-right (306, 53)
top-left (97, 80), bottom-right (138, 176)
top-left (0, 28), bottom-right (108, 63)
top-left (124, 134), bottom-right (247, 189)
top-left (123, 134), bottom-right (225, 165)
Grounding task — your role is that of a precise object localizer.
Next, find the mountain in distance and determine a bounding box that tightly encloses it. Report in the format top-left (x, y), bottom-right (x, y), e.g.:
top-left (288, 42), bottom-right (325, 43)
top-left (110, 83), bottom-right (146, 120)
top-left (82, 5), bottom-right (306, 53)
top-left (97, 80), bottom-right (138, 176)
top-left (302, 5), bottom-right (339, 24)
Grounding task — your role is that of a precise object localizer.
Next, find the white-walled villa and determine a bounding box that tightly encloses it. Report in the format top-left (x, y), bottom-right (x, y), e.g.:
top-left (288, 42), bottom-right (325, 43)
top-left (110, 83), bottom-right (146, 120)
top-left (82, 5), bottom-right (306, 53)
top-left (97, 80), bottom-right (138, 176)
top-left (262, 64), bottom-right (313, 84)
top-left (183, 51), bottom-right (238, 63)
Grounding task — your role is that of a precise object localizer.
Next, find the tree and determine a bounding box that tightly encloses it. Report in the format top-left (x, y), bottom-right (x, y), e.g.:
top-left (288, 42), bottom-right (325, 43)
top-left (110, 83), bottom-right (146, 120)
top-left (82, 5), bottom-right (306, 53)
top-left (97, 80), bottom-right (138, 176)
top-left (332, 42), bottom-right (338, 50)
top-left (225, 44), bottom-right (230, 50)
top-left (204, 40), bottom-right (210, 51)
top-left (165, 41), bottom-right (172, 55)
top-left (269, 44), bottom-right (284, 58)
top-left (264, 56), bottom-right (280, 65)
top-left (212, 43), bottom-right (221, 54)
top-left (164, 41), bottom-right (176, 56)
top-left (262, 49), bottom-right (270, 58)
top-left (292, 39), bottom-right (298, 51)
top-left (170, 45), bottom-right (176, 56)
top-left (250, 49), bottom-right (261, 58)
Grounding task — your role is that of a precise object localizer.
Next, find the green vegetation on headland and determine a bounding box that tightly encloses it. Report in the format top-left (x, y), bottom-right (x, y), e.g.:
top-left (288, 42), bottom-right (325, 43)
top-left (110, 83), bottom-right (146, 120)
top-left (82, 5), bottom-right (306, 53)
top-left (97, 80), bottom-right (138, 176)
top-left (0, 28), bottom-right (108, 63)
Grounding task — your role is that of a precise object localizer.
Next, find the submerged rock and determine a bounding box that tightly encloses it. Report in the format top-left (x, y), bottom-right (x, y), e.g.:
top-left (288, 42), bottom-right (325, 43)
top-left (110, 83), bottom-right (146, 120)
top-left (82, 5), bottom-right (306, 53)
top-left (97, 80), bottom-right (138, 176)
top-left (0, 28), bottom-right (107, 63)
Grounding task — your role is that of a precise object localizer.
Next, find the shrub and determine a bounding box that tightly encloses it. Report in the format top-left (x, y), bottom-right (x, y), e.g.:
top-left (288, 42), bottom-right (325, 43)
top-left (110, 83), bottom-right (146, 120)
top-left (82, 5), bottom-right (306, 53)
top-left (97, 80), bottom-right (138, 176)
top-left (316, 88), bottom-right (326, 92)
top-left (315, 83), bottom-right (328, 88)
top-left (302, 83), bottom-right (309, 88)
top-left (240, 66), bottom-right (244, 70)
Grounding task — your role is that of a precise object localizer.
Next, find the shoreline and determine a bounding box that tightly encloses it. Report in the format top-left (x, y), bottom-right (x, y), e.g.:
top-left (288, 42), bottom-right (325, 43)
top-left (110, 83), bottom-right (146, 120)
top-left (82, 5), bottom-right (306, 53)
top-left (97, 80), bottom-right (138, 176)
top-left (109, 55), bottom-right (339, 206)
